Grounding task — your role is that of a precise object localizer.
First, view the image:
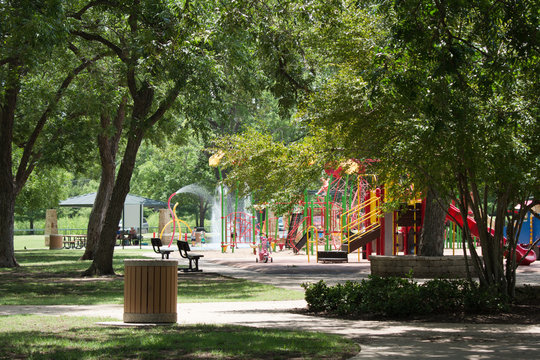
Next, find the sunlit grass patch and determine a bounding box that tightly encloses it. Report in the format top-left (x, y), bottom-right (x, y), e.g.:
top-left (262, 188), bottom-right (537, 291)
top-left (0, 250), bottom-right (303, 305)
top-left (0, 315), bottom-right (359, 360)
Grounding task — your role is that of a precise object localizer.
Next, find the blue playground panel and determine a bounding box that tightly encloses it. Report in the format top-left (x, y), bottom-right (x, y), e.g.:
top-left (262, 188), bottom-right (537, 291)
top-left (512, 212), bottom-right (540, 245)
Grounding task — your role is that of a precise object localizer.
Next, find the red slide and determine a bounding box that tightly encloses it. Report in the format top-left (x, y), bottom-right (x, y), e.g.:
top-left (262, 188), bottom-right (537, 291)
top-left (515, 244), bottom-right (537, 266)
top-left (446, 204), bottom-right (483, 238)
top-left (446, 204), bottom-right (536, 265)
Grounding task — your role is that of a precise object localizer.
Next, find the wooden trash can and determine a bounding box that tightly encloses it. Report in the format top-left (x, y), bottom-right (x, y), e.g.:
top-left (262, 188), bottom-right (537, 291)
top-left (49, 234), bottom-right (63, 250)
top-left (123, 259), bottom-right (178, 323)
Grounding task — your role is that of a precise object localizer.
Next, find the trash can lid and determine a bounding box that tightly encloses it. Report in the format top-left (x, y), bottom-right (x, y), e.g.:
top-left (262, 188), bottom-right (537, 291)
top-left (124, 259), bottom-right (178, 267)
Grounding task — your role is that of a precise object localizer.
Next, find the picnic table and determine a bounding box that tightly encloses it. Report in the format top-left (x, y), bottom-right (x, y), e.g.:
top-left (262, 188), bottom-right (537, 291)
top-left (63, 235), bottom-right (87, 249)
top-left (116, 230), bottom-right (142, 246)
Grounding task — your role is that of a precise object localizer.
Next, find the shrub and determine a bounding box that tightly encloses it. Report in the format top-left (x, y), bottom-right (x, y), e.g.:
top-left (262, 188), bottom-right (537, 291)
top-left (462, 282), bottom-right (509, 313)
top-left (336, 281), bottom-right (364, 316)
top-left (302, 280), bottom-right (329, 313)
top-left (360, 275), bottom-right (425, 317)
top-left (419, 278), bottom-right (467, 313)
top-left (303, 277), bottom-right (510, 318)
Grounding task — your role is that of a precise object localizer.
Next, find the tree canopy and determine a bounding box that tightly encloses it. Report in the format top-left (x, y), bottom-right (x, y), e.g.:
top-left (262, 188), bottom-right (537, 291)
top-left (213, 0), bottom-right (539, 297)
top-left (0, 0), bottom-right (102, 266)
top-left (3, 1), bottom-right (538, 297)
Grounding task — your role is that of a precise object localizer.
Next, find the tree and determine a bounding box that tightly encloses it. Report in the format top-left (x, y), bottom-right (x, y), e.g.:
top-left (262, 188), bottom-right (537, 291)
top-left (114, 2), bottom-right (316, 239)
top-left (66, 1), bottom-right (194, 274)
top-left (130, 139), bottom-right (216, 228)
top-left (71, 0), bottom-right (289, 275)
top-left (14, 168), bottom-right (71, 230)
top-left (215, 0), bottom-right (539, 299)
top-left (0, 1), bottom-right (100, 267)
top-left (80, 96), bottom-right (126, 260)
top-left (213, 128), bottom-right (325, 214)
top-left (303, 0), bottom-right (539, 297)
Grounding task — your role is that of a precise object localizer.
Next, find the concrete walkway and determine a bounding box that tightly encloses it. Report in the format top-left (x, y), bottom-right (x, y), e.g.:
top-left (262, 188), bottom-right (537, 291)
top-left (3, 300), bottom-right (538, 359)
top-left (1, 248), bottom-right (539, 359)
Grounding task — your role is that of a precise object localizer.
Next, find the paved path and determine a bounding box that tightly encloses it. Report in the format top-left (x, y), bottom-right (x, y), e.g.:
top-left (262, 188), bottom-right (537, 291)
top-left (2, 300), bottom-right (538, 359)
top-left (1, 248), bottom-right (539, 359)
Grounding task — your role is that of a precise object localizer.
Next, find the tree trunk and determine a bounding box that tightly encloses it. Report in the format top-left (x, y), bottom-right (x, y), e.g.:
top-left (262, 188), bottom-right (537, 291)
top-left (81, 168), bottom-right (115, 260)
top-left (419, 188), bottom-right (447, 256)
top-left (199, 199), bottom-right (209, 229)
top-left (1, 55), bottom-right (95, 268)
top-left (0, 95), bottom-right (17, 266)
top-left (0, 188), bottom-right (18, 267)
top-left (82, 77), bottom-right (181, 276)
top-left (81, 103), bottom-right (125, 260)
top-left (0, 73), bottom-right (19, 267)
top-left (83, 131), bottom-right (145, 275)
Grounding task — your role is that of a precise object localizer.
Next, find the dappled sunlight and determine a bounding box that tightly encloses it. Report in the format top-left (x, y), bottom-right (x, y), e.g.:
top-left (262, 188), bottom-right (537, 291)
top-left (0, 316), bottom-right (358, 360)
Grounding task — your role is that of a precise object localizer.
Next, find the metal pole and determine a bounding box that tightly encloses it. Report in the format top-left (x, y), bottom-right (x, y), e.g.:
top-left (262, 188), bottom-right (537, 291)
top-left (325, 174), bottom-right (333, 251)
top-left (219, 166), bottom-right (225, 253)
top-left (252, 194), bottom-right (256, 246)
top-left (233, 181), bottom-right (239, 253)
top-left (452, 222), bottom-right (456, 255)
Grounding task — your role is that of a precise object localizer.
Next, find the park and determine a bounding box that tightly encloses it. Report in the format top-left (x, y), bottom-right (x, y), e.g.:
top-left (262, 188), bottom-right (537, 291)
top-left (1, 1), bottom-right (539, 359)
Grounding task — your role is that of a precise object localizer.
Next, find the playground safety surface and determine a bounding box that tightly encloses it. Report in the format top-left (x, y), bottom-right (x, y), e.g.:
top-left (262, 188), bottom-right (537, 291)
top-left (1, 247), bottom-right (539, 359)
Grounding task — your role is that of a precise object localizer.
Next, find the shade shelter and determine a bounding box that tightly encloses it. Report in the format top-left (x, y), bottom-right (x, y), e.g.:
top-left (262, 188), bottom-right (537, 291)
top-left (60, 193), bottom-right (167, 247)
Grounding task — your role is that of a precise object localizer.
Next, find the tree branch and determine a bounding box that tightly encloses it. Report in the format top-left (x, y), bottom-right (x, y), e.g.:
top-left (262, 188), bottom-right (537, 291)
top-left (68, 1), bottom-right (117, 19)
top-left (0, 57), bottom-right (17, 67)
top-left (15, 54), bottom-right (105, 193)
top-left (126, 67), bottom-right (138, 99)
top-left (144, 80), bottom-right (184, 128)
top-left (72, 30), bottom-right (127, 62)
top-left (112, 96), bottom-right (127, 149)
top-left (277, 56), bottom-right (310, 93)
top-left (67, 42), bottom-right (81, 56)
top-left (129, 0), bottom-right (139, 34)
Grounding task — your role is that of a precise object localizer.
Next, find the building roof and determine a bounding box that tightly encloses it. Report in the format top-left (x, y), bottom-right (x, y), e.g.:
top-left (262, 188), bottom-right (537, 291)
top-left (59, 193), bottom-right (167, 209)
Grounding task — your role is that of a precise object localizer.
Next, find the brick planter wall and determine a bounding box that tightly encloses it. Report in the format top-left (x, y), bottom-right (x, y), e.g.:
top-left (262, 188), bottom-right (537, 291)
top-left (370, 255), bottom-right (479, 278)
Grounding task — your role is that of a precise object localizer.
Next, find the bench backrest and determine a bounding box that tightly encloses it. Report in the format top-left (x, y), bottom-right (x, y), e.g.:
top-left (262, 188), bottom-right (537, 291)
top-left (177, 240), bottom-right (191, 257)
top-left (151, 238), bottom-right (163, 253)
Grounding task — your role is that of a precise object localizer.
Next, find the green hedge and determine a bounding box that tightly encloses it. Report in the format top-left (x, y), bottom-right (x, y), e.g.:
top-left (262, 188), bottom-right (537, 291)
top-left (302, 276), bottom-right (508, 318)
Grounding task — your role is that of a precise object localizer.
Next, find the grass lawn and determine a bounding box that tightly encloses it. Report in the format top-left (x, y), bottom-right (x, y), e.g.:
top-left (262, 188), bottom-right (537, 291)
top-left (14, 235), bottom-right (49, 250)
top-left (0, 242), bottom-right (354, 359)
top-left (0, 249), bottom-right (304, 305)
top-left (0, 315), bottom-right (359, 359)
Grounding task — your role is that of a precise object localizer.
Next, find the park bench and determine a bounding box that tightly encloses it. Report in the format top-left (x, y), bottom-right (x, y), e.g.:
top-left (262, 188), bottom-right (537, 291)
top-left (151, 238), bottom-right (174, 259)
top-left (316, 250), bottom-right (349, 263)
top-left (177, 240), bottom-right (203, 272)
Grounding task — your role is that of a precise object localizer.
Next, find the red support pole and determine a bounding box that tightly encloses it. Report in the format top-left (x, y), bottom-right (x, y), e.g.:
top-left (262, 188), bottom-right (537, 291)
top-left (365, 191), bottom-right (372, 259)
top-left (377, 187), bottom-right (384, 255)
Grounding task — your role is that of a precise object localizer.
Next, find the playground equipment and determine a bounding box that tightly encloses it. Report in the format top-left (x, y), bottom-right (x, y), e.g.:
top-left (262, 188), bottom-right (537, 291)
top-left (515, 244), bottom-right (537, 265)
top-left (209, 151), bottom-right (536, 266)
top-left (210, 161), bottom-right (415, 261)
top-left (446, 204), bottom-right (537, 265)
top-left (223, 211), bottom-right (258, 252)
top-left (159, 195), bottom-right (192, 248)
top-left (507, 203), bottom-right (539, 265)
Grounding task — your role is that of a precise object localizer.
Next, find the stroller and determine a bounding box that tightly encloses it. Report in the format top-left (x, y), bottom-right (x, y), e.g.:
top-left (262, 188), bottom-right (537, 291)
top-left (256, 237), bottom-right (273, 263)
